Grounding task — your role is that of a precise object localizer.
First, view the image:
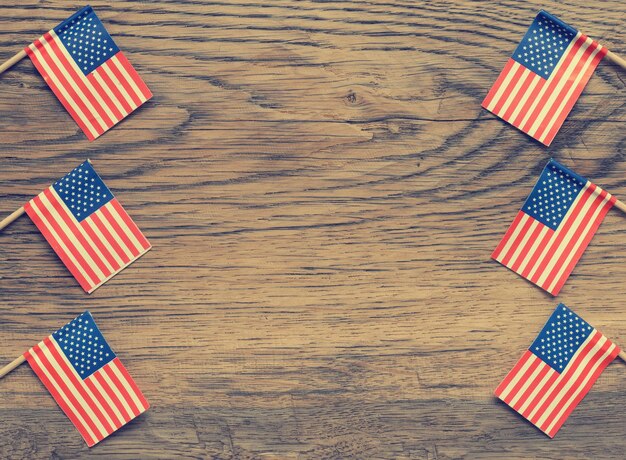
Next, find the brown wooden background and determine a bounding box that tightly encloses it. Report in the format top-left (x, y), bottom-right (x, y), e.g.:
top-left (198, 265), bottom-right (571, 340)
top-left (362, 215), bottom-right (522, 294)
top-left (0, 1), bottom-right (624, 458)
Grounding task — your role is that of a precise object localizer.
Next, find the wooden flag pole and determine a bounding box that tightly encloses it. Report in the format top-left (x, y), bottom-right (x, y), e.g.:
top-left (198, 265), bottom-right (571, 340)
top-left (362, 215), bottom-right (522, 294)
top-left (0, 49), bottom-right (27, 75)
top-left (605, 50), bottom-right (626, 71)
top-left (620, 350), bottom-right (626, 362)
top-left (0, 206), bottom-right (25, 231)
top-left (0, 355), bottom-right (25, 379)
top-left (613, 198), bottom-right (626, 214)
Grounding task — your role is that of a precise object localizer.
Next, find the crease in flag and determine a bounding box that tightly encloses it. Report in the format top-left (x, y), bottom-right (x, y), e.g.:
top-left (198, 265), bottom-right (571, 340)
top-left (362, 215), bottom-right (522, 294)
top-left (23, 160), bottom-right (151, 293)
top-left (492, 159), bottom-right (614, 296)
top-left (24, 311), bottom-right (149, 447)
top-left (495, 304), bottom-right (619, 437)
top-left (25, 5), bottom-right (152, 141)
top-left (482, 10), bottom-right (607, 146)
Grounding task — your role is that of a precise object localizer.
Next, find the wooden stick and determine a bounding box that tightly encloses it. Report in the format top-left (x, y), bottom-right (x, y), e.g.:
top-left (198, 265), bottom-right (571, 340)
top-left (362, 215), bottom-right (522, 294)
top-left (0, 206), bottom-right (25, 231)
top-left (620, 350), bottom-right (626, 362)
top-left (0, 355), bottom-right (25, 379)
top-left (0, 49), bottom-right (26, 75)
top-left (605, 50), bottom-right (626, 71)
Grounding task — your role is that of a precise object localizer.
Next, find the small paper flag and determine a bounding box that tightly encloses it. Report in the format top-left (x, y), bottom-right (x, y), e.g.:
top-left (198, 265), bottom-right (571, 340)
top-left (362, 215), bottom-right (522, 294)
top-left (24, 311), bottom-right (149, 446)
top-left (24, 160), bottom-right (151, 293)
top-left (25, 5), bottom-right (152, 140)
top-left (495, 304), bottom-right (619, 437)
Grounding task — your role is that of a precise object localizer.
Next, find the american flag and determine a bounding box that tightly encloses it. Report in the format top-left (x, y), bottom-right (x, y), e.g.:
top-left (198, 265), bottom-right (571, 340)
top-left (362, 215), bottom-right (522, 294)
top-left (495, 304), bottom-right (619, 437)
top-left (492, 159), bottom-right (614, 296)
top-left (25, 6), bottom-right (152, 141)
top-left (482, 11), bottom-right (606, 146)
top-left (24, 311), bottom-right (149, 446)
top-left (24, 160), bottom-right (151, 293)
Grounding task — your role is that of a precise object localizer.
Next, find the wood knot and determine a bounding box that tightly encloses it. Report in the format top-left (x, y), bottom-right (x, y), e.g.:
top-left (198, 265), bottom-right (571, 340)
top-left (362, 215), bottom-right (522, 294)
top-left (345, 90), bottom-right (357, 104)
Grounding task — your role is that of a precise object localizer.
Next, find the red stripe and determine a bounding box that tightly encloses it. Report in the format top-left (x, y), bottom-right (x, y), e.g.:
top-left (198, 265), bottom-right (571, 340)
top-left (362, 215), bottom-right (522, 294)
top-left (44, 338), bottom-right (115, 434)
top-left (528, 331), bottom-right (602, 425)
top-left (31, 194), bottom-right (100, 286)
top-left (492, 211), bottom-right (524, 260)
top-left (24, 198), bottom-right (93, 292)
top-left (495, 350), bottom-right (532, 397)
top-left (532, 41), bottom-right (598, 140)
top-left (108, 57), bottom-right (142, 107)
top-left (110, 198), bottom-right (151, 250)
top-left (520, 227), bottom-right (554, 278)
top-left (482, 58), bottom-right (515, 109)
top-left (30, 342), bottom-right (102, 444)
top-left (500, 215), bottom-right (533, 266)
top-left (529, 184), bottom-right (596, 284)
top-left (93, 61), bottom-right (134, 114)
top-left (113, 358), bottom-right (150, 411)
top-left (26, 43), bottom-right (96, 140)
top-left (538, 336), bottom-right (614, 432)
top-left (80, 217), bottom-right (122, 272)
top-left (104, 361), bottom-right (141, 416)
top-left (86, 72), bottom-right (125, 121)
top-left (520, 370), bottom-right (560, 418)
top-left (89, 212), bottom-right (131, 264)
top-left (491, 64), bottom-right (526, 116)
top-left (44, 33), bottom-right (115, 128)
top-left (33, 35), bottom-right (104, 138)
top-left (510, 76), bottom-right (546, 128)
top-left (546, 344), bottom-right (618, 437)
top-left (501, 70), bottom-right (536, 122)
top-left (512, 362), bottom-right (551, 412)
top-left (542, 46), bottom-right (607, 146)
top-left (92, 370), bottom-right (132, 423)
top-left (501, 356), bottom-right (541, 405)
top-left (115, 52), bottom-right (152, 101)
top-left (510, 221), bottom-right (543, 272)
top-left (551, 196), bottom-right (615, 295)
top-left (99, 205), bottom-right (140, 257)
top-left (43, 188), bottom-right (112, 278)
top-left (539, 187), bottom-right (609, 291)
top-left (25, 348), bottom-right (96, 445)
top-left (84, 378), bottom-right (123, 430)
top-left (521, 35), bottom-right (587, 133)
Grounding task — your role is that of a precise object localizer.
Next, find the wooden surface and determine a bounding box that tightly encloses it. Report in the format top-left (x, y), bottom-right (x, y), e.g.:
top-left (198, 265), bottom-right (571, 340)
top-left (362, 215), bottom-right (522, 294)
top-left (0, 1), bottom-right (624, 458)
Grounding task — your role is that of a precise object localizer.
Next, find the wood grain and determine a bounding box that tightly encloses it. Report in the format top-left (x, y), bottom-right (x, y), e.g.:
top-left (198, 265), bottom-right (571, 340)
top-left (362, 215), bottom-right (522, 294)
top-left (0, 1), bottom-right (624, 458)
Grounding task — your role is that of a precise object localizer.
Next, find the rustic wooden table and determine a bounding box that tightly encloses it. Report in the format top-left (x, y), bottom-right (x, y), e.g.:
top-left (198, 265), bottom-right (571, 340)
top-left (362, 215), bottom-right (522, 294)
top-left (0, 1), bottom-right (624, 458)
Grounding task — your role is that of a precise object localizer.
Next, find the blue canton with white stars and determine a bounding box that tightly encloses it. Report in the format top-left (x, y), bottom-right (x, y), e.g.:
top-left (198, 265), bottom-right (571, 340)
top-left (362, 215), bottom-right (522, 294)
top-left (512, 10), bottom-right (577, 79)
top-left (53, 311), bottom-right (116, 379)
top-left (530, 304), bottom-right (593, 372)
top-left (52, 160), bottom-right (114, 222)
top-left (54, 6), bottom-right (120, 76)
top-left (521, 159), bottom-right (586, 230)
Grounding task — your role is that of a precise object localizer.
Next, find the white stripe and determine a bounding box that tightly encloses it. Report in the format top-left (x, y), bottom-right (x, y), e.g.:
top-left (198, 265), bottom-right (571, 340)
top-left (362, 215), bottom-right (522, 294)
top-left (38, 34), bottom-right (109, 132)
top-left (28, 41), bottom-right (100, 139)
top-left (91, 70), bottom-right (129, 117)
top-left (49, 30), bottom-right (120, 126)
top-left (535, 184), bottom-right (600, 287)
top-left (28, 344), bottom-right (98, 442)
top-left (506, 219), bottom-right (539, 268)
top-left (535, 334), bottom-right (608, 427)
top-left (29, 196), bottom-right (95, 288)
top-left (40, 340), bottom-right (109, 438)
top-left (508, 73), bottom-right (542, 124)
top-left (517, 32), bottom-right (582, 129)
top-left (514, 225), bottom-right (550, 274)
top-left (496, 67), bottom-right (531, 117)
top-left (526, 332), bottom-right (596, 421)
top-left (111, 55), bottom-right (147, 103)
top-left (486, 61), bottom-right (522, 112)
top-left (110, 360), bottom-right (145, 412)
top-left (100, 60), bottom-right (137, 109)
top-left (525, 183), bottom-right (590, 280)
top-left (527, 37), bottom-right (594, 136)
top-left (538, 44), bottom-right (603, 143)
top-left (545, 191), bottom-right (611, 293)
top-left (495, 214), bottom-right (531, 262)
top-left (498, 353), bottom-right (537, 401)
top-left (98, 367), bottom-right (135, 419)
top-left (544, 341), bottom-right (615, 434)
top-left (87, 374), bottom-right (127, 426)
top-left (105, 202), bottom-right (144, 253)
top-left (39, 191), bottom-right (106, 281)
